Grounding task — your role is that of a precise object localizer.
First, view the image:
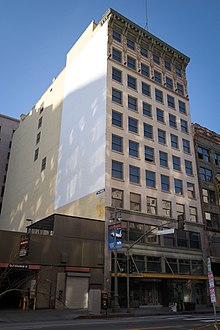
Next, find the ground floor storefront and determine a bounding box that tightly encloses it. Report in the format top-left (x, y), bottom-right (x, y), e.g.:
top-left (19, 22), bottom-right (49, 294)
top-left (112, 274), bottom-right (212, 309)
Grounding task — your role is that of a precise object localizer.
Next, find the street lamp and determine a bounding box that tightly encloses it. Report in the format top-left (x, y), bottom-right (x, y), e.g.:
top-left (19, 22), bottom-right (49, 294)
top-left (109, 208), bottom-right (122, 311)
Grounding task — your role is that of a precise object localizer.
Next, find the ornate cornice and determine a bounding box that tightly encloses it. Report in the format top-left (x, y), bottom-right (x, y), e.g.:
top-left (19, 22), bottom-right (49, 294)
top-left (99, 8), bottom-right (190, 66)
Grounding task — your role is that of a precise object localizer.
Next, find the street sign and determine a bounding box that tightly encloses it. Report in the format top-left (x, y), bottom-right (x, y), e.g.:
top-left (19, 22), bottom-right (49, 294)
top-left (156, 228), bottom-right (174, 236)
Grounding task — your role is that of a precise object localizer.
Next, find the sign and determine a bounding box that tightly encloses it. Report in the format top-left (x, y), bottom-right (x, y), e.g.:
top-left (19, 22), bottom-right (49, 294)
top-left (156, 228), bottom-right (174, 236)
top-left (96, 188), bottom-right (105, 195)
top-left (19, 234), bottom-right (30, 257)
top-left (108, 224), bottom-right (122, 250)
top-left (207, 257), bottom-right (216, 304)
top-left (101, 291), bottom-right (108, 310)
top-left (8, 264), bottom-right (29, 269)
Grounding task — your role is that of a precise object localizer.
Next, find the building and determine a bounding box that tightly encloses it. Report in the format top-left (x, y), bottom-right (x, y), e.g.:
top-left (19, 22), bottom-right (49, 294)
top-left (0, 215), bottom-right (104, 309)
top-left (0, 114), bottom-right (19, 214)
top-left (0, 9), bottom-right (209, 308)
top-left (193, 123), bottom-right (220, 305)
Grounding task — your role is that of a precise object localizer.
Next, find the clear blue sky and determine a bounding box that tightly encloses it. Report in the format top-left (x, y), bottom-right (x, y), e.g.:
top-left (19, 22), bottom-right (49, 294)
top-left (0, 0), bottom-right (219, 133)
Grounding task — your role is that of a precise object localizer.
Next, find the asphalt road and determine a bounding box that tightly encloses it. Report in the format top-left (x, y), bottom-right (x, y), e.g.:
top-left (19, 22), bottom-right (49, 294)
top-left (0, 314), bottom-right (219, 330)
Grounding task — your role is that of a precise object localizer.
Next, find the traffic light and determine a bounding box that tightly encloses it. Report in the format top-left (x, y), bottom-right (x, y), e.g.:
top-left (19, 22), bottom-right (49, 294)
top-left (178, 214), bottom-right (185, 230)
top-left (118, 259), bottom-right (126, 273)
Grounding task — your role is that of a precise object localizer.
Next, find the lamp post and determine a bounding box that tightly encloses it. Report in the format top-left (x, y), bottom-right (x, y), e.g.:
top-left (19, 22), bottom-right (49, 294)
top-left (109, 208), bottom-right (122, 311)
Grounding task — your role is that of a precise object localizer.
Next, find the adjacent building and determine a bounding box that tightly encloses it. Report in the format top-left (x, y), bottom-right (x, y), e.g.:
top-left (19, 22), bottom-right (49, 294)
top-left (0, 114), bottom-right (19, 214)
top-left (0, 9), bottom-right (211, 308)
top-left (193, 123), bottom-right (220, 303)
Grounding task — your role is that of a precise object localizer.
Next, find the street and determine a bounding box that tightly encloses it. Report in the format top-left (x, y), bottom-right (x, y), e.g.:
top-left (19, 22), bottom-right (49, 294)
top-left (0, 314), bottom-right (219, 330)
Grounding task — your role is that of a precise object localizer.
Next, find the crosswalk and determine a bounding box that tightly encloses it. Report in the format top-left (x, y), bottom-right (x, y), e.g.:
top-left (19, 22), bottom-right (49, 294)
top-left (146, 314), bottom-right (220, 323)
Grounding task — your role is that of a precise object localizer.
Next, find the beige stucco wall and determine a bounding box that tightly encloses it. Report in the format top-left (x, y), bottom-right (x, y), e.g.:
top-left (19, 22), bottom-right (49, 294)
top-left (0, 69), bottom-right (65, 232)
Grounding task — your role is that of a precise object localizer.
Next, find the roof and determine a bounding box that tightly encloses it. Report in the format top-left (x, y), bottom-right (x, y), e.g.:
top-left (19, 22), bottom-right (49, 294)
top-left (99, 8), bottom-right (190, 64)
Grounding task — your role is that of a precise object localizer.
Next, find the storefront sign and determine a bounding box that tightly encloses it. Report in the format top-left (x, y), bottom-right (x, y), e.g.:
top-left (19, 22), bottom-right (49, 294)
top-left (19, 234), bottom-right (30, 257)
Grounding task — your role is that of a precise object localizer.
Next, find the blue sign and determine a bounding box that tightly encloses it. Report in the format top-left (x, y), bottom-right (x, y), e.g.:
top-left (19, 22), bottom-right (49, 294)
top-left (108, 224), bottom-right (122, 250)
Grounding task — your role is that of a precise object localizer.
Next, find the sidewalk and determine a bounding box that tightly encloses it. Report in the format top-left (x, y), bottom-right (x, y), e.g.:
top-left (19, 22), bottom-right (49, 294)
top-left (0, 305), bottom-right (219, 324)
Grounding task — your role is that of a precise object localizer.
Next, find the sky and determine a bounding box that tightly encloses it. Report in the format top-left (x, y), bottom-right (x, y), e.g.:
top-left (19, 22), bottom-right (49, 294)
top-left (0, 0), bottom-right (219, 134)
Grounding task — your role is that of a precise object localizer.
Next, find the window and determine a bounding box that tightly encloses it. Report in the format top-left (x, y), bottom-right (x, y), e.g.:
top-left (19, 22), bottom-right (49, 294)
top-left (113, 30), bottom-right (121, 42)
top-left (176, 67), bottom-right (182, 77)
top-left (162, 200), bottom-right (172, 217)
top-left (127, 55), bottom-right (136, 70)
top-left (130, 193), bottom-right (141, 211)
top-left (191, 260), bottom-right (203, 274)
top-left (129, 165), bottom-right (140, 184)
top-left (202, 188), bottom-right (216, 204)
top-left (174, 178), bottom-right (183, 195)
top-left (176, 203), bottom-right (185, 217)
top-left (112, 134), bottom-right (123, 153)
top-left (112, 160), bottom-right (123, 180)
top-left (142, 82), bottom-right (151, 97)
top-left (198, 146), bottom-right (210, 162)
top-left (215, 153), bottom-right (220, 166)
top-left (161, 175), bottom-right (169, 191)
top-left (144, 123), bottom-right (153, 139)
top-left (112, 48), bottom-right (122, 63)
top-left (169, 114), bottom-right (177, 128)
top-left (165, 59), bottom-right (171, 71)
top-left (164, 233), bottom-right (175, 247)
top-left (154, 70), bottom-right (162, 84)
top-left (180, 119), bottom-right (188, 133)
top-left (128, 117), bottom-right (138, 133)
top-left (167, 95), bottom-right (175, 108)
top-left (205, 212), bottom-right (220, 230)
top-left (38, 117), bottom-right (42, 129)
top-left (112, 88), bottom-right (122, 105)
top-left (171, 134), bottom-right (179, 149)
top-left (128, 95), bottom-right (137, 111)
top-left (129, 140), bottom-right (139, 158)
top-left (177, 231), bottom-right (188, 248)
top-left (153, 53), bottom-right (160, 65)
top-left (187, 182), bottom-right (195, 198)
top-left (185, 160), bottom-right (193, 175)
top-left (199, 167), bottom-right (212, 181)
top-left (189, 232), bottom-right (201, 249)
top-left (127, 75), bottom-right (137, 90)
top-left (34, 148), bottom-right (39, 161)
top-left (112, 67), bottom-right (122, 83)
top-left (127, 38), bottom-right (135, 50)
top-left (158, 129), bottom-right (166, 144)
top-left (147, 197), bottom-right (157, 215)
top-left (129, 222), bottom-right (145, 242)
top-left (1, 186), bottom-right (5, 197)
top-left (179, 100), bottom-right (186, 114)
top-left (36, 132), bottom-right (41, 144)
top-left (112, 110), bottom-right (123, 128)
top-left (166, 77), bottom-right (173, 90)
top-left (177, 82), bottom-right (184, 96)
top-left (183, 139), bottom-right (191, 153)
top-left (159, 151), bottom-right (168, 167)
top-left (172, 155), bottom-right (181, 171)
top-left (156, 108), bottom-right (165, 123)
top-left (141, 46), bottom-right (148, 58)
top-left (165, 258), bottom-right (177, 273)
top-left (155, 89), bottom-right (163, 102)
top-left (39, 103), bottom-right (44, 114)
top-left (41, 157), bottom-right (47, 171)
top-left (145, 146), bottom-right (154, 162)
top-left (179, 259), bottom-right (190, 274)
top-left (147, 256), bottom-right (161, 273)
top-left (141, 63), bottom-right (149, 77)
top-left (112, 188), bottom-right (123, 208)
top-left (189, 206), bottom-right (197, 222)
top-left (143, 102), bottom-right (152, 117)
top-left (146, 170), bottom-right (156, 188)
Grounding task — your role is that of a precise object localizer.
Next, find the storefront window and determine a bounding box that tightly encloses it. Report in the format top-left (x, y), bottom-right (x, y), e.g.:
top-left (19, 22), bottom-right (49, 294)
top-left (147, 256), bottom-right (161, 272)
